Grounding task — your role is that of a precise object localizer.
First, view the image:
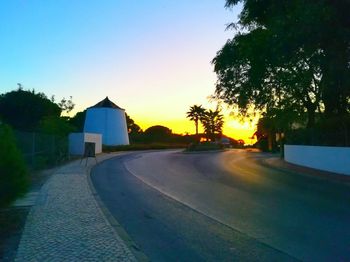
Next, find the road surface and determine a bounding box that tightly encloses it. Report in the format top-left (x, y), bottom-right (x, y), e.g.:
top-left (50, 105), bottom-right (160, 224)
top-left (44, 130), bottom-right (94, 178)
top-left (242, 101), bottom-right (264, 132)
top-left (91, 149), bottom-right (350, 261)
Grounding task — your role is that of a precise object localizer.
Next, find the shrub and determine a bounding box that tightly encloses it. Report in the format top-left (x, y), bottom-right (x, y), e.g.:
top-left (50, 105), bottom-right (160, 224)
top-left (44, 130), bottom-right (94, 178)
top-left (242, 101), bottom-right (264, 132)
top-left (0, 124), bottom-right (29, 207)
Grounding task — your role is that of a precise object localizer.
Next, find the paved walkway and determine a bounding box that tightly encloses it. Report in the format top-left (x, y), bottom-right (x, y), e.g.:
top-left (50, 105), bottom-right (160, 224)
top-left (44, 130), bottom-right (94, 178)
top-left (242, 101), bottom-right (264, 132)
top-left (15, 154), bottom-right (137, 261)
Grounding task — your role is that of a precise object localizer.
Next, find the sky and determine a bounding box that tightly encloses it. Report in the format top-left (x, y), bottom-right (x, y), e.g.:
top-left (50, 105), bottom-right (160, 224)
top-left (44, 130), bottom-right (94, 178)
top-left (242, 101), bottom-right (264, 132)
top-left (0, 1), bottom-right (256, 142)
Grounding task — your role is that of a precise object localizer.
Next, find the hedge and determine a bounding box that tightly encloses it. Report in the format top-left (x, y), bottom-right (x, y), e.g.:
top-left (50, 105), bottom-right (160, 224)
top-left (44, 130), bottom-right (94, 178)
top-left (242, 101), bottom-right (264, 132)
top-left (0, 124), bottom-right (29, 207)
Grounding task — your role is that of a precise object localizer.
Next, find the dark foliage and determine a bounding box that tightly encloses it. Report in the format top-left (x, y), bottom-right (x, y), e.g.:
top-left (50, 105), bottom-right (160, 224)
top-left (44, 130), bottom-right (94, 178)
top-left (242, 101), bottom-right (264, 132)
top-left (141, 125), bottom-right (172, 143)
top-left (218, 0), bottom-right (350, 148)
top-left (69, 110), bottom-right (86, 132)
top-left (214, 0), bottom-right (350, 129)
top-left (0, 89), bottom-right (61, 131)
top-left (126, 113), bottom-right (142, 134)
top-left (286, 116), bottom-right (350, 147)
top-left (40, 116), bottom-right (76, 137)
top-left (186, 105), bottom-right (206, 136)
top-left (201, 109), bottom-right (224, 141)
top-left (0, 125), bottom-right (29, 207)
top-left (126, 113), bottom-right (143, 144)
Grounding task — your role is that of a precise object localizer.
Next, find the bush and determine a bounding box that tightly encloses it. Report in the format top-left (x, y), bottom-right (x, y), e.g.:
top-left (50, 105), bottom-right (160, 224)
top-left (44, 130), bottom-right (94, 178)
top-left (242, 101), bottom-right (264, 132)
top-left (0, 124), bottom-right (29, 207)
top-left (285, 115), bottom-right (350, 147)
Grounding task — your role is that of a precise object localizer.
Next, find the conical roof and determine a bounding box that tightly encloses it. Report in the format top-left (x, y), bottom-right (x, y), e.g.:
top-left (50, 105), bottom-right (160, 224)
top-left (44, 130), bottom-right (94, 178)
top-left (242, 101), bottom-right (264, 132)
top-left (89, 96), bottom-right (124, 110)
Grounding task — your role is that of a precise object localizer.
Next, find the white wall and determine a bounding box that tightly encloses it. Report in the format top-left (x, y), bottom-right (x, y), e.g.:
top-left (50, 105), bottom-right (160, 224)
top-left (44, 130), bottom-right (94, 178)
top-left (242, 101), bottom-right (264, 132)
top-left (84, 108), bottom-right (129, 146)
top-left (69, 133), bottom-right (102, 156)
top-left (284, 145), bottom-right (350, 175)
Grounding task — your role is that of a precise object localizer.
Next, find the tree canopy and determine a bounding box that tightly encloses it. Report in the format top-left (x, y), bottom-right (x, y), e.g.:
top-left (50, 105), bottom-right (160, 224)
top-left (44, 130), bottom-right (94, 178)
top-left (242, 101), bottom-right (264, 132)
top-left (57, 96), bottom-right (75, 114)
top-left (0, 89), bottom-right (61, 131)
top-left (126, 113), bottom-right (142, 134)
top-left (186, 105), bottom-right (224, 141)
top-left (201, 108), bottom-right (224, 141)
top-left (213, 0), bottom-right (350, 128)
top-left (69, 110), bottom-right (86, 132)
top-left (186, 105), bottom-right (206, 136)
top-left (144, 125), bottom-right (172, 136)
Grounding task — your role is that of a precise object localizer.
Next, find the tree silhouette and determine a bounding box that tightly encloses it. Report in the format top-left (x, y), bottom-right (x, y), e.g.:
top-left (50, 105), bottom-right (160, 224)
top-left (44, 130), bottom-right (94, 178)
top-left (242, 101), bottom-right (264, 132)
top-left (144, 125), bottom-right (171, 136)
top-left (0, 89), bottom-right (61, 131)
top-left (69, 110), bottom-right (86, 132)
top-left (186, 105), bottom-right (205, 136)
top-left (126, 113), bottom-right (142, 134)
top-left (201, 108), bottom-right (224, 141)
top-left (143, 125), bottom-right (172, 143)
top-left (213, 0), bottom-right (350, 127)
top-left (58, 96), bottom-right (75, 114)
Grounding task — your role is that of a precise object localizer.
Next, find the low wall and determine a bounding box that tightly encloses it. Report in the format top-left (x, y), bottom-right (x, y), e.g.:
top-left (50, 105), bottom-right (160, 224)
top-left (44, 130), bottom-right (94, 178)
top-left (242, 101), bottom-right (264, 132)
top-left (284, 145), bottom-right (350, 175)
top-left (69, 133), bottom-right (102, 156)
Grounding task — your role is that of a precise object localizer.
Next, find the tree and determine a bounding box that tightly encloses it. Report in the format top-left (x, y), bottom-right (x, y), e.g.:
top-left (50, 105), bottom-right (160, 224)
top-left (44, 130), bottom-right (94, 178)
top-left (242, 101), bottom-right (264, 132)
top-left (69, 110), bottom-right (86, 132)
top-left (58, 96), bottom-right (75, 114)
top-left (143, 125), bottom-right (172, 143)
top-left (186, 105), bottom-right (206, 136)
top-left (144, 125), bottom-right (171, 136)
top-left (126, 113), bottom-right (142, 134)
top-left (40, 116), bottom-right (76, 137)
top-left (0, 89), bottom-right (61, 131)
top-left (213, 0), bottom-right (350, 127)
top-left (125, 113), bottom-right (143, 143)
top-left (201, 108), bottom-right (224, 141)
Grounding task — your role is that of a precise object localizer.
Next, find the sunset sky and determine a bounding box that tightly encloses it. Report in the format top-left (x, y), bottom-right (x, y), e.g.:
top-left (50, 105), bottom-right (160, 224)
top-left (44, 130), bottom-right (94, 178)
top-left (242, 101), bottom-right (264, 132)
top-left (0, 1), bottom-right (256, 142)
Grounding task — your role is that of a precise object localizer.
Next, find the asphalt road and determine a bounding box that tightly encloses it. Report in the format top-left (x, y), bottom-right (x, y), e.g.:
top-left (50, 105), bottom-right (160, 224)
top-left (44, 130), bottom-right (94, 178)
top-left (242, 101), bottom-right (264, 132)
top-left (91, 149), bottom-right (350, 261)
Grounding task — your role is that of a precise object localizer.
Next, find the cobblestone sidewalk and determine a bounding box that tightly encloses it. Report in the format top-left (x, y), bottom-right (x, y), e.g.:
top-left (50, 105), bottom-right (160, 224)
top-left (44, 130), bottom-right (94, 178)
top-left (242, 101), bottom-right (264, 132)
top-left (15, 154), bottom-right (136, 261)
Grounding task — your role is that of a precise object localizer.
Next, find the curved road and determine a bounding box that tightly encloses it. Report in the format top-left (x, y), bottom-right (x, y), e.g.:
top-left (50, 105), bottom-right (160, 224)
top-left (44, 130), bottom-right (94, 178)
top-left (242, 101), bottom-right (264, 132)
top-left (91, 149), bottom-right (350, 261)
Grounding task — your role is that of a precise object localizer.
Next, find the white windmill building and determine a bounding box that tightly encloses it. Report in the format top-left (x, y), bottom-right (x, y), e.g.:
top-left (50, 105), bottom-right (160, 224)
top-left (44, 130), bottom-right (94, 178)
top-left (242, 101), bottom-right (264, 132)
top-left (84, 97), bottom-right (130, 146)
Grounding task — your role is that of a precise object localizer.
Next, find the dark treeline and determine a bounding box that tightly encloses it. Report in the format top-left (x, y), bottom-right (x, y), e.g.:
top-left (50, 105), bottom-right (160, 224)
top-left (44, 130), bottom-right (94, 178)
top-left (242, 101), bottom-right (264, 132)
top-left (0, 88), bottom-right (78, 170)
top-left (0, 87), bottom-right (76, 135)
top-left (213, 0), bottom-right (350, 151)
top-left (0, 88), bottom-right (198, 154)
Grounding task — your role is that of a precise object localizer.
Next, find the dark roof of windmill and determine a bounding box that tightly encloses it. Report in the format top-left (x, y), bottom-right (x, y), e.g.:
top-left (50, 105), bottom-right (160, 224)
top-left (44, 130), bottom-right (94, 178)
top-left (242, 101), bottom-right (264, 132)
top-left (89, 97), bottom-right (124, 110)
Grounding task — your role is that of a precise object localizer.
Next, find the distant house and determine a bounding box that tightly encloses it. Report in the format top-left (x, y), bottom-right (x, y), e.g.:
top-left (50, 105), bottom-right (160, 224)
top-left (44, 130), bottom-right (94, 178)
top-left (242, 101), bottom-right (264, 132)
top-left (84, 97), bottom-right (129, 146)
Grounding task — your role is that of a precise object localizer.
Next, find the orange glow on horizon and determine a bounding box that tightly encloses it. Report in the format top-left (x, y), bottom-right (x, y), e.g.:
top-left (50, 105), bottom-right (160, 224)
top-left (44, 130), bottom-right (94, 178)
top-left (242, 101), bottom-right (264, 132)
top-left (72, 103), bottom-right (258, 145)
top-left (136, 117), bottom-right (257, 145)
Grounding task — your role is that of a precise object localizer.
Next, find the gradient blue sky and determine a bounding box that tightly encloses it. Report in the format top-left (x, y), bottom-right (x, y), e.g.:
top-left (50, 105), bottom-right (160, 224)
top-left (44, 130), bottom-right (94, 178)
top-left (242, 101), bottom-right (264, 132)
top-left (0, 1), bottom-right (255, 140)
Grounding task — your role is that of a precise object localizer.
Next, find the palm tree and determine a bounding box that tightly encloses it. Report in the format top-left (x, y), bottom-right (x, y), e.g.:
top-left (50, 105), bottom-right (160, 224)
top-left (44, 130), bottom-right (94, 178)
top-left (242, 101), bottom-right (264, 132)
top-left (186, 105), bottom-right (205, 136)
top-left (201, 108), bottom-right (224, 141)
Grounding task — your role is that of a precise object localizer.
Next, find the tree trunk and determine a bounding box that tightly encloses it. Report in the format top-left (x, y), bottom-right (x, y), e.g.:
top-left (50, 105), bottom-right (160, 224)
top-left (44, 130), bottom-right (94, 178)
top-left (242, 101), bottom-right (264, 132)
top-left (307, 108), bottom-right (315, 128)
top-left (321, 44), bottom-right (348, 118)
top-left (305, 102), bottom-right (316, 128)
top-left (268, 131), bottom-right (276, 151)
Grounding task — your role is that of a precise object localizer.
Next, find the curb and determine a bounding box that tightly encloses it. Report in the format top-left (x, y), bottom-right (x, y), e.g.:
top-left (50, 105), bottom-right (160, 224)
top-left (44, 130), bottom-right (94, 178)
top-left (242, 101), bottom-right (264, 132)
top-left (259, 157), bottom-right (350, 185)
top-left (86, 153), bottom-right (149, 262)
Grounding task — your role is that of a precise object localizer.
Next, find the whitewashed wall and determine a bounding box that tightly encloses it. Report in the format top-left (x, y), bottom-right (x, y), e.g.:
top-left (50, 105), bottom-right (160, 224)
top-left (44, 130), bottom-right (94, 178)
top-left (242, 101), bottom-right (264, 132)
top-left (69, 133), bottom-right (102, 156)
top-left (84, 108), bottom-right (129, 146)
top-left (284, 145), bottom-right (350, 175)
